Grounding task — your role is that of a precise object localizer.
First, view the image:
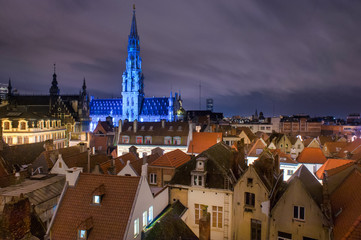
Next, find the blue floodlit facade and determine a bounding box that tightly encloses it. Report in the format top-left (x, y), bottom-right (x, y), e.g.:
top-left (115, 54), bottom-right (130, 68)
top-left (89, 7), bottom-right (184, 131)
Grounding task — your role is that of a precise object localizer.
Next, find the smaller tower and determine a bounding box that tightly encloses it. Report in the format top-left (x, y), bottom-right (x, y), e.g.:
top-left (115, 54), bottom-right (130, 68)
top-left (7, 78), bottom-right (12, 100)
top-left (49, 64), bottom-right (60, 96)
top-left (168, 91), bottom-right (174, 121)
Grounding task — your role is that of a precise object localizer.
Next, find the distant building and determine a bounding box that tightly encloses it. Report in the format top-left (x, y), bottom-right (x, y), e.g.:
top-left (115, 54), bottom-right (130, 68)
top-left (89, 7), bottom-right (184, 129)
top-left (206, 98), bottom-right (213, 112)
top-left (279, 115), bottom-right (322, 137)
top-left (0, 82), bottom-right (8, 100)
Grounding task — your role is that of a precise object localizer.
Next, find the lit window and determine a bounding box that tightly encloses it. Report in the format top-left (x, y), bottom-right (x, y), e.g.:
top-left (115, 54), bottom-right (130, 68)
top-left (134, 218), bottom-right (139, 237)
top-left (212, 206), bottom-right (223, 228)
top-left (3, 121), bottom-right (10, 130)
top-left (79, 229), bottom-right (87, 239)
top-left (245, 192), bottom-right (255, 207)
top-left (148, 206), bottom-right (153, 222)
top-left (194, 204), bottom-right (206, 224)
top-left (17, 137), bottom-right (23, 144)
top-left (143, 211), bottom-right (147, 228)
top-left (293, 206), bottom-right (305, 221)
top-left (122, 136), bottom-right (129, 143)
top-left (149, 173), bottom-right (157, 184)
top-left (145, 136), bottom-right (152, 144)
top-left (164, 136), bottom-right (172, 145)
top-left (173, 136), bottom-right (181, 145)
top-left (20, 122), bottom-right (26, 130)
top-left (136, 136), bottom-right (143, 144)
top-left (93, 195), bottom-right (100, 204)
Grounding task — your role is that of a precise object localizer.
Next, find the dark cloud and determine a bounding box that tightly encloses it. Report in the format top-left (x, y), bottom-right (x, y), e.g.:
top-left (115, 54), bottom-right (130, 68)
top-left (1, 0), bottom-right (361, 117)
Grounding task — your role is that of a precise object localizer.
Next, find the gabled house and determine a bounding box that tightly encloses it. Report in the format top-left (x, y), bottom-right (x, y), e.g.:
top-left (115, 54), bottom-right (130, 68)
top-left (148, 149), bottom-right (191, 187)
top-left (269, 165), bottom-right (330, 240)
top-left (322, 142), bottom-right (347, 158)
top-left (303, 138), bottom-right (321, 149)
top-left (289, 136), bottom-right (304, 159)
top-left (269, 133), bottom-right (292, 154)
top-left (232, 150), bottom-right (283, 240)
top-left (89, 117), bottom-right (116, 155)
top-left (296, 148), bottom-right (327, 177)
top-left (169, 142), bottom-right (245, 240)
top-left (270, 149), bottom-right (299, 181)
top-left (47, 169), bottom-right (168, 240)
top-left (336, 138), bottom-right (361, 159)
top-left (246, 138), bottom-right (267, 165)
top-left (237, 127), bottom-right (256, 145)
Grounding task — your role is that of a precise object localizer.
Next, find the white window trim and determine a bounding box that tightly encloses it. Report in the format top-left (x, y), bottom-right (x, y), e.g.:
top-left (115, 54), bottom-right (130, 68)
top-left (149, 173), bottom-right (157, 185)
top-left (293, 205), bottom-right (305, 221)
top-left (134, 218), bottom-right (139, 237)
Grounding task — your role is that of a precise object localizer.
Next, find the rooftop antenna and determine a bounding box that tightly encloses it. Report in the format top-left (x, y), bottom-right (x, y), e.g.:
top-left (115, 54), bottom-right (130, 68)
top-left (199, 81), bottom-right (201, 110)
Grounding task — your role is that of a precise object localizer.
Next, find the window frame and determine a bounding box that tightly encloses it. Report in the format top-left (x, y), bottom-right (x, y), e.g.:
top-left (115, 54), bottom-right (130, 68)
top-left (122, 136), bottom-right (130, 144)
top-left (142, 211), bottom-right (147, 228)
top-left (148, 206), bottom-right (153, 223)
top-left (194, 203), bottom-right (206, 224)
top-left (145, 136), bottom-right (152, 144)
top-left (78, 229), bottom-right (87, 239)
top-left (149, 173), bottom-right (157, 185)
top-left (293, 205), bottom-right (305, 221)
top-left (193, 174), bottom-right (203, 186)
top-left (134, 218), bottom-right (139, 238)
top-left (245, 192), bottom-right (255, 207)
top-left (173, 136), bottom-right (181, 145)
top-left (164, 136), bottom-right (172, 145)
top-left (251, 219), bottom-right (261, 240)
top-left (212, 206), bottom-right (223, 228)
top-left (136, 136), bottom-right (143, 144)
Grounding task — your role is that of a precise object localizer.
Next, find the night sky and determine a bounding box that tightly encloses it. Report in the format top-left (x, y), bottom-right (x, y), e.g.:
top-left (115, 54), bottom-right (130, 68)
top-left (1, 1), bottom-right (361, 118)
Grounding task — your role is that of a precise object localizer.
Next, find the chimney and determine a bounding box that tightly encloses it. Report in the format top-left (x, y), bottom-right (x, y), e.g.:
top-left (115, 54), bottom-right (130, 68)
top-left (133, 120), bottom-right (137, 133)
top-left (161, 119), bottom-right (165, 128)
top-left (118, 119), bottom-right (122, 133)
top-left (143, 152), bottom-right (148, 164)
top-left (199, 205), bottom-right (210, 240)
top-left (141, 163), bottom-right (148, 177)
top-left (79, 142), bottom-right (87, 153)
top-left (66, 168), bottom-right (82, 186)
top-left (44, 139), bottom-right (54, 151)
top-left (129, 146), bottom-right (138, 157)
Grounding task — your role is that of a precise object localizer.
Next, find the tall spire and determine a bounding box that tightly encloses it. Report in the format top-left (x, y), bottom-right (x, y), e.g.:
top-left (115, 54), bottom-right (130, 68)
top-left (7, 78), bottom-right (12, 100)
top-left (130, 4), bottom-right (138, 38)
top-left (50, 63), bottom-right (60, 96)
top-left (82, 77), bottom-right (87, 92)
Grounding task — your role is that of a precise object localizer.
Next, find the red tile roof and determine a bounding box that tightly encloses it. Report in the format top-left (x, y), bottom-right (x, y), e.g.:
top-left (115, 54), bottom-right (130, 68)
top-left (100, 152), bottom-right (138, 174)
top-left (270, 149), bottom-right (297, 164)
top-left (336, 139), bottom-right (361, 158)
top-left (150, 149), bottom-right (191, 168)
top-left (296, 148), bottom-right (327, 164)
top-left (51, 173), bottom-right (140, 240)
top-left (187, 132), bottom-right (222, 154)
top-left (315, 159), bottom-right (355, 179)
top-left (331, 169), bottom-right (361, 240)
top-left (247, 139), bottom-right (267, 157)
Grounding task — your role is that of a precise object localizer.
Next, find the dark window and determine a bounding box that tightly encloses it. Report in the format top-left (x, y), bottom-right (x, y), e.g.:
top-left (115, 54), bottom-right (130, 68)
top-left (247, 178), bottom-right (253, 186)
top-left (245, 192), bottom-right (255, 207)
top-left (251, 219), bottom-right (261, 240)
top-left (293, 206), bottom-right (305, 220)
top-left (278, 231), bottom-right (292, 240)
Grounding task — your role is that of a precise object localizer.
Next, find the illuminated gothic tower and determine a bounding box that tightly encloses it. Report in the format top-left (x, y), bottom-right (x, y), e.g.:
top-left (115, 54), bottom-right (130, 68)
top-left (122, 5), bottom-right (144, 121)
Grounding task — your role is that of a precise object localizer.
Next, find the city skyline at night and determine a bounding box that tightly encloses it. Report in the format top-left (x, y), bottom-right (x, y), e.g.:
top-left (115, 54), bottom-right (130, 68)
top-left (1, 1), bottom-right (361, 117)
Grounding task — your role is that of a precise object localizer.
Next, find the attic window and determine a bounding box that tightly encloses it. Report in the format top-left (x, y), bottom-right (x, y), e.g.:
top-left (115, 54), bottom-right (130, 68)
top-left (177, 126), bottom-right (182, 131)
top-left (247, 178), bottom-right (253, 186)
top-left (149, 126), bottom-right (153, 131)
top-left (141, 125), bottom-right (145, 131)
top-left (169, 126), bottom-right (173, 131)
top-left (77, 217), bottom-right (93, 240)
top-left (92, 184), bottom-right (105, 205)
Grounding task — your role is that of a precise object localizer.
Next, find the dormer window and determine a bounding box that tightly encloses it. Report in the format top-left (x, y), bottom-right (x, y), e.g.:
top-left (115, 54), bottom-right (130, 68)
top-left (193, 175), bottom-right (203, 186)
top-left (78, 230), bottom-right (87, 239)
top-left (149, 126), bottom-right (153, 131)
top-left (77, 217), bottom-right (93, 240)
top-left (92, 184), bottom-right (105, 205)
top-left (93, 195), bottom-right (101, 204)
top-left (177, 126), bottom-right (182, 131)
top-left (168, 126), bottom-right (173, 131)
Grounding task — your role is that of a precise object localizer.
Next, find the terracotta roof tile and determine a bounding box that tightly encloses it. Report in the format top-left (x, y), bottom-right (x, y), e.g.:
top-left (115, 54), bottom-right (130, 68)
top-left (150, 149), bottom-right (190, 168)
top-left (51, 173), bottom-right (140, 240)
top-left (187, 132), bottom-right (222, 154)
top-left (331, 169), bottom-right (361, 240)
top-left (270, 149), bottom-right (297, 164)
top-left (63, 152), bottom-right (109, 172)
top-left (336, 139), bottom-right (361, 158)
top-left (247, 139), bottom-right (267, 157)
top-left (323, 142), bottom-right (347, 156)
top-left (99, 152), bottom-right (138, 174)
top-left (296, 148), bottom-right (327, 164)
top-left (316, 159), bottom-right (355, 179)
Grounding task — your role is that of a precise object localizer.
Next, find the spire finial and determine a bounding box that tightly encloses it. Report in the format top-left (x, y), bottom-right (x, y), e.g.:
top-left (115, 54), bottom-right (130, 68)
top-left (53, 63), bottom-right (56, 74)
top-left (133, 3), bottom-right (136, 11)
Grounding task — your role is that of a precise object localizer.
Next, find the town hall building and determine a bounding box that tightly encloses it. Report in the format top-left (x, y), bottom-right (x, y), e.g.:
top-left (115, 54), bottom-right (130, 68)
top-left (89, 6), bottom-right (184, 131)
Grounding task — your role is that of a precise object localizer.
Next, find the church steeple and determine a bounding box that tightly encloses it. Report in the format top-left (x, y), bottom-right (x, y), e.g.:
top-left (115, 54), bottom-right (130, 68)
top-left (122, 5), bottom-right (144, 121)
top-left (50, 64), bottom-right (60, 96)
top-left (7, 78), bottom-right (12, 100)
top-left (82, 77), bottom-right (87, 92)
